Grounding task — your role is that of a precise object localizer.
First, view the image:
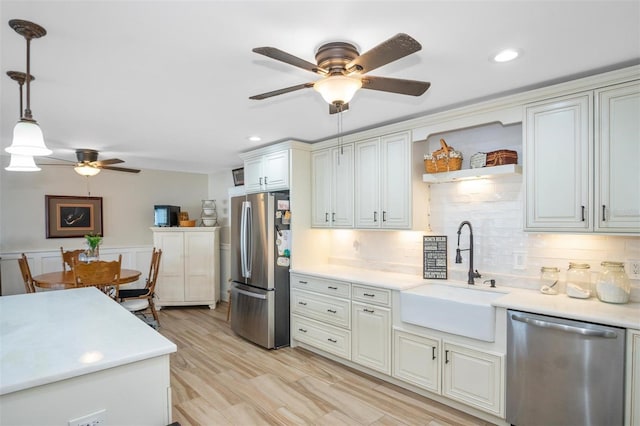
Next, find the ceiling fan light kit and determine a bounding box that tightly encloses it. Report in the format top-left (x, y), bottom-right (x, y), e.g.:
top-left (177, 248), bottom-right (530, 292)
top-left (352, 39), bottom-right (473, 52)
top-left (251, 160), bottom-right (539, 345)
top-left (4, 19), bottom-right (52, 158)
top-left (74, 165), bottom-right (101, 176)
top-left (250, 33), bottom-right (430, 114)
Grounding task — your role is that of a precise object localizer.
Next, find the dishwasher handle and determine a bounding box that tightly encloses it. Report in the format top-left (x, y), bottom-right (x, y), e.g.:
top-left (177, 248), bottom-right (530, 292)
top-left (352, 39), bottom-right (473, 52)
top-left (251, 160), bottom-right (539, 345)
top-left (510, 313), bottom-right (618, 338)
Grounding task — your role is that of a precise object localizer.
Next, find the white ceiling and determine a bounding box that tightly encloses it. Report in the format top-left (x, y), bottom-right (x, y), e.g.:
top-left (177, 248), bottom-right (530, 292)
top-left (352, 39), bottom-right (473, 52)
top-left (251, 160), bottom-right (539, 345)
top-left (1, 1), bottom-right (639, 174)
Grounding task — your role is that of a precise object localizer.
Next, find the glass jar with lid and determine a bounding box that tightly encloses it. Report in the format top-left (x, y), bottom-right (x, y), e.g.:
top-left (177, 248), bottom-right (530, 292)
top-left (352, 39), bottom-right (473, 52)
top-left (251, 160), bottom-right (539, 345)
top-left (566, 262), bottom-right (591, 299)
top-left (596, 261), bottom-right (630, 304)
top-left (540, 266), bottom-right (560, 295)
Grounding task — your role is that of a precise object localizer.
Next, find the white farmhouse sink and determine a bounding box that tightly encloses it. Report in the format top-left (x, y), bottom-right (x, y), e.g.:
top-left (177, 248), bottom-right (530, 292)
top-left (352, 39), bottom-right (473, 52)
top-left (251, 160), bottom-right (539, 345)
top-left (400, 284), bottom-right (506, 342)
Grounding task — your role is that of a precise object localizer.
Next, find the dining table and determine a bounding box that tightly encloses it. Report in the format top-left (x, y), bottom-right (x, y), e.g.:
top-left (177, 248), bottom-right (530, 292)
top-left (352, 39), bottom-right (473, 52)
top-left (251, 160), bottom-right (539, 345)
top-left (32, 268), bottom-right (142, 290)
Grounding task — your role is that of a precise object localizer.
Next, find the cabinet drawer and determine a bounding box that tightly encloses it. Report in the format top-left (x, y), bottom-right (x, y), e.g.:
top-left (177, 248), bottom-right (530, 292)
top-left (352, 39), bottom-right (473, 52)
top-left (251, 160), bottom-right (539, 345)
top-left (292, 315), bottom-right (351, 359)
top-left (291, 289), bottom-right (350, 329)
top-left (291, 273), bottom-right (350, 298)
top-left (352, 285), bottom-right (391, 306)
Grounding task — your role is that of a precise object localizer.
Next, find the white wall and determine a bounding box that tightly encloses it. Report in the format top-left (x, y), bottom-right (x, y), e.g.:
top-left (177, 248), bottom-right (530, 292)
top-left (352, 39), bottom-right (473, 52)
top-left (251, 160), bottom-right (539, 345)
top-left (0, 165), bottom-right (209, 252)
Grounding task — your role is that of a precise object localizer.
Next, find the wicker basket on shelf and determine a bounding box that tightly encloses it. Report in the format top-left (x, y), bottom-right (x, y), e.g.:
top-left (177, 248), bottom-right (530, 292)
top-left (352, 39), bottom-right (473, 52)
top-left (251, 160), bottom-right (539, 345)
top-left (423, 139), bottom-right (463, 173)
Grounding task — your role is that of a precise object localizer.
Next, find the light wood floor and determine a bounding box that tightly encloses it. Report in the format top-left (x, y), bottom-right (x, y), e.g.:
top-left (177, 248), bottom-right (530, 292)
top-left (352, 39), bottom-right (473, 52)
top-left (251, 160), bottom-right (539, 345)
top-left (157, 304), bottom-right (494, 426)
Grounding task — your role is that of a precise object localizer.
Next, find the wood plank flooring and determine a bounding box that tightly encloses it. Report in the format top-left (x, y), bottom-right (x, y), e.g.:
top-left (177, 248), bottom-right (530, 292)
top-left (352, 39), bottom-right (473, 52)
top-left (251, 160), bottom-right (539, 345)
top-left (157, 304), bottom-right (494, 426)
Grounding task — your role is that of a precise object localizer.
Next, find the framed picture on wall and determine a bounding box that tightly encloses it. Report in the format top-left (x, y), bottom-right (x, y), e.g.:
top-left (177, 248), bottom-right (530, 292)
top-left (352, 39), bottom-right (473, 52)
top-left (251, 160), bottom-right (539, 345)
top-left (45, 195), bottom-right (103, 238)
top-left (232, 167), bottom-right (244, 186)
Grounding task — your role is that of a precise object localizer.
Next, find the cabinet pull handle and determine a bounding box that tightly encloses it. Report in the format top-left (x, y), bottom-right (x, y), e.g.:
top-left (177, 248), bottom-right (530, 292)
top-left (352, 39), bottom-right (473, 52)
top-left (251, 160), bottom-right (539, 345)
top-left (332, 212), bottom-right (336, 222)
top-left (363, 308), bottom-right (375, 313)
top-left (383, 211), bottom-right (387, 222)
top-left (327, 338), bottom-right (337, 343)
top-left (298, 301), bottom-right (307, 306)
top-left (445, 350), bottom-right (450, 364)
top-left (259, 177), bottom-right (263, 186)
top-left (298, 280), bottom-right (308, 284)
top-left (325, 213), bottom-right (329, 223)
top-left (298, 328), bottom-right (307, 333)
top-left (374, 211), bottom-right (378, 222)
top-left (264, 176), bottom-right (268, 185)
top-left (328, 286), bottom-right (338, 290)
top-left (602, 205), bottom-right (606, 221)
top-left (327, 309), bottom-right (337, 314)
top-left (363, 293), bottom-right (375, 297)
top-left (432, 346), bottom-right (436, 360)
top-left (581, 205), bottom-right (585, 222)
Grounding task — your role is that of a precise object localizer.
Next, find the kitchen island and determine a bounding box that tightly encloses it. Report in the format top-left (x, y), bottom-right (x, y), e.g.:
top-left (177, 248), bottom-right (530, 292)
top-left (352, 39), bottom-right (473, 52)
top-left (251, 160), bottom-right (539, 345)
top-left (0, 287), bottom-right (176, 425)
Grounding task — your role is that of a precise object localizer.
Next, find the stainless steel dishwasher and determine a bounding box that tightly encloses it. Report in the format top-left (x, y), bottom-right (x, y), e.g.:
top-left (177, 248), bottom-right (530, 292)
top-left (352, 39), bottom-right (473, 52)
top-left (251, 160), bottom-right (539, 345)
top-left (506, 310), bottom-right (625, 426)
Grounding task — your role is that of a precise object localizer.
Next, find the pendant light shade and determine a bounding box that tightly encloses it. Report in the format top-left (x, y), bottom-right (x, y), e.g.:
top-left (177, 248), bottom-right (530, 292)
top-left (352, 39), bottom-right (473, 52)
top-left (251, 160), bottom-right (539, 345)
top-left (6, 119), bottom-right (51, 156)
top-left (5, 154), bottom-right (41, 172)
top-left (314, 75), bottom-right (362, 105)
top-left (74, 165), bottom-right (101, 176)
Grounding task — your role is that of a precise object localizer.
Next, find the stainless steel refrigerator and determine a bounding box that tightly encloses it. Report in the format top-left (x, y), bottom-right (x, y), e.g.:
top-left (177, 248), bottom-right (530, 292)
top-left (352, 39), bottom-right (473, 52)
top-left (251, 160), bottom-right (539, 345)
top-left (230, 191), bottom-right (290, 349)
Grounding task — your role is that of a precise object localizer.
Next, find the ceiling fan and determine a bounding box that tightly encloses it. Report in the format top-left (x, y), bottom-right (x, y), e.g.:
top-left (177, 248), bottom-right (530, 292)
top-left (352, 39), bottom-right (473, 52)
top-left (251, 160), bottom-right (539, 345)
top-left (249, 33), bottom-right (431, 114)
top-left (41, 149), bottom-right (141, 176)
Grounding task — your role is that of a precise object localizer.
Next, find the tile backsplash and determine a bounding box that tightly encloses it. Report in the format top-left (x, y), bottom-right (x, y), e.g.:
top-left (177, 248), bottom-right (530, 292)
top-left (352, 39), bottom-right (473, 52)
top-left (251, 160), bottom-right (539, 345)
top-left (327, 174), bottom-right (639, 300)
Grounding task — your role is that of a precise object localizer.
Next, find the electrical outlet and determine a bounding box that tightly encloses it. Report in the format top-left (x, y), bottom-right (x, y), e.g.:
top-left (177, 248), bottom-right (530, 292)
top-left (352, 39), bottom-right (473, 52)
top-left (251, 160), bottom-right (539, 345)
top-left (513, 250), bottom-right (527, 270)
top-left (627, 259), bottom-right (640, 280)
top-left (69, 409), bottom-right (106, 426)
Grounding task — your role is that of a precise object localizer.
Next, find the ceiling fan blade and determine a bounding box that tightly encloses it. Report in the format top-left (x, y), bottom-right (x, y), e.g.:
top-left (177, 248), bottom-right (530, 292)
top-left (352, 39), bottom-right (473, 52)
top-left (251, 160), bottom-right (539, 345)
top-left (249, 83), bottom-right (314, 100)
top-left (361, 75), bottom-right (431, 96)
top-left (93, 158), bottom-right (124, 166)
top-left (329, 102), bottom-right (349, 114)
top-left (346, 33), bottom-right (422, 74)
top-left (100, 165), bottom-right (141, 173)
top-left (253, 47), bottom-right (328, 75)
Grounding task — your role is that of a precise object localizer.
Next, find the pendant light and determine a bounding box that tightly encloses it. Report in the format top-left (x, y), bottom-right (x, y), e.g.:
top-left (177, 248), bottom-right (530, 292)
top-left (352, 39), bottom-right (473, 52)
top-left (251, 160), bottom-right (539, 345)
top-left (4, 19), bottom-right (51, 157)
top-left (5, 71), bottom-right (40, 171)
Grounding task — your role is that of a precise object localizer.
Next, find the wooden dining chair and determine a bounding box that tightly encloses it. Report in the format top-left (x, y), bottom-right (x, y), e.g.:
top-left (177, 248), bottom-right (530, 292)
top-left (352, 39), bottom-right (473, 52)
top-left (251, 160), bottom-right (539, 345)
top-left (72, 255), bottom-right (121, 297)
top-left (117, 248), bottom-right (162, 327)
top-left (18, 253), bottom-right (36, 294)
top-left (60, 247), bottom-right (85, 271)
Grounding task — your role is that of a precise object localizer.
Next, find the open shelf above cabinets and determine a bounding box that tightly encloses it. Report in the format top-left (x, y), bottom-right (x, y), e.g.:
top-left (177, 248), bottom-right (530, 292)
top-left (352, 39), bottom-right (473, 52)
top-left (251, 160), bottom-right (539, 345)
top-left (422, 164), bottom-right (522, 184)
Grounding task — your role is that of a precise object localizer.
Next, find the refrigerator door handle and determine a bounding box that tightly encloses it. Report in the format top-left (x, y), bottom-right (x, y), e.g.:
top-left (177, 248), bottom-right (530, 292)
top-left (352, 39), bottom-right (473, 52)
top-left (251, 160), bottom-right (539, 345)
top-left (235, 287), bottom-right (268, 300)
top-left (240, 201), bottom-right (252, 278)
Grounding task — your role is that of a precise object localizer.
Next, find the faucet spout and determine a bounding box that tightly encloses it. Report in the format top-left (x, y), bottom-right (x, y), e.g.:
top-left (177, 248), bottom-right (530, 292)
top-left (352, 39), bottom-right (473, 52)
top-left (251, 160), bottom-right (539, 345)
top-left (456, 221), bottom-right (477, 285)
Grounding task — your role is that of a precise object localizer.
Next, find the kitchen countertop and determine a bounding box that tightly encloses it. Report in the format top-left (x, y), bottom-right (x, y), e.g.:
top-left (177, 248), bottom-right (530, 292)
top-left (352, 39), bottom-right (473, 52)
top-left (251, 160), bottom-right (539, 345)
top-left (291, 265), bottom-right (640, 330)
top-left (0, 287), bottom-right (176, 395)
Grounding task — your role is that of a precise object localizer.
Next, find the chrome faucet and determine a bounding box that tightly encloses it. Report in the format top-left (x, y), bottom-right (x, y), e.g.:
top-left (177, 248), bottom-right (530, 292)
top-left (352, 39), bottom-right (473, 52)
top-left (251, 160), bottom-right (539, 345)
top-left (456, 220), bottom-right (481, 285)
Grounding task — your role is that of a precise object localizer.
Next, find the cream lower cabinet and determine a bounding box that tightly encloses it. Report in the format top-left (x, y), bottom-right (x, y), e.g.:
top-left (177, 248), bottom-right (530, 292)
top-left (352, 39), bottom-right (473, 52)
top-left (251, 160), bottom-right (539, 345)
top-left (351, 284), bottom-right (392, 375)
top-left (151, 227), bottom-right (220, 309)
top-left (627, 329), bottom-right (640, 426)
top-left (393, 329), bottom-right (503, 417)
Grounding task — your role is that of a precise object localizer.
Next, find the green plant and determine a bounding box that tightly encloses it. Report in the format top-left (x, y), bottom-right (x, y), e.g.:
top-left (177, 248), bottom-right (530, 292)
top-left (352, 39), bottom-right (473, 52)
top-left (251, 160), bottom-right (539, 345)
top-left (85, 234), bottom-right (102, 249)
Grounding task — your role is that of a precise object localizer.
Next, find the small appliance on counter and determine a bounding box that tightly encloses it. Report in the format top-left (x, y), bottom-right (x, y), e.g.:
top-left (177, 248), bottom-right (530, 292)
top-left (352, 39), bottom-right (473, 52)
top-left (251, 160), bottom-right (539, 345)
top-left (154, 205), bottom-right (180, 227)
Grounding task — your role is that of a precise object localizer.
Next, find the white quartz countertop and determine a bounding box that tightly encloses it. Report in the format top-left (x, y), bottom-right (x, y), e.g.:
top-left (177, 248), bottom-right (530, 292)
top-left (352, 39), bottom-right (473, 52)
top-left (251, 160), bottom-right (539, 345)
top-left (0, 287), bottom-right (177, 395)
top-left (291, 265), bottom-right (640, 330)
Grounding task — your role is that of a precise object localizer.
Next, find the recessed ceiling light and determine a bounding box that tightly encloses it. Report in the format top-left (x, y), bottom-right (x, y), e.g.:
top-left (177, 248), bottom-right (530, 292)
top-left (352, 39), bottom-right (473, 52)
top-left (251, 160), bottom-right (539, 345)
top-left (248, 136), bottom-right (261, 142)
top-left (492, 48), bottom-right (520, 63)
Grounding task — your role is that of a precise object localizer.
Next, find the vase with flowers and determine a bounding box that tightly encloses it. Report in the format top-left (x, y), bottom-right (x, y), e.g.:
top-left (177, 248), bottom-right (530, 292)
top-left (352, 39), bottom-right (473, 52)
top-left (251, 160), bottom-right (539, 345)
top-left (84, 234), bottom-right (102, 261)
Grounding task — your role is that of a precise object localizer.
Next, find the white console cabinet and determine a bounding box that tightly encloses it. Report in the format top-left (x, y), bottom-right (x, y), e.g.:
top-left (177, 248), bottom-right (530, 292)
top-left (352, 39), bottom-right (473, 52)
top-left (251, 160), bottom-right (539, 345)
top-left (151, 227), bottom-right (220, 309)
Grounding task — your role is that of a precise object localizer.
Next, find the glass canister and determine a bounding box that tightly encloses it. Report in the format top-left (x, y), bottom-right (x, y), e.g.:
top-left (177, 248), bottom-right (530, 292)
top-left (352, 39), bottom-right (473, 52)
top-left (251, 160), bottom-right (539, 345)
top-left (595, 261), bottom-right (630, 304)
top-left (566, 262), bottom-right (591, 299)
top-left (540, 266), bottom-right (560, 295)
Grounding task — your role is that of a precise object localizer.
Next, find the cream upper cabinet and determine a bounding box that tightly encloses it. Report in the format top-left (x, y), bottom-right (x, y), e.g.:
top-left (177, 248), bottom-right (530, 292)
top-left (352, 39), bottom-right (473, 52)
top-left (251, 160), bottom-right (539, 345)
top-left (355, 132), bottom-right (411, 229)
top-left (595, 81), bottom-right (640, 232)
top-left (311, 144), bottom-right (354, 228)
top-left (524, 92), bottom-right (593, 231)
top-left (525, 80), bottom-right (640, 233)
top-left (244, 149), bottom-right (290, 193)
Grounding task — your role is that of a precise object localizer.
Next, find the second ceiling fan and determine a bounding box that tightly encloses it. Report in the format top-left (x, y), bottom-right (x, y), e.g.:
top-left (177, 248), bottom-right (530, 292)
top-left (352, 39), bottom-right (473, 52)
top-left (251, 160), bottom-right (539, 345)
top-left (250, 33), bottom-right (431, 114)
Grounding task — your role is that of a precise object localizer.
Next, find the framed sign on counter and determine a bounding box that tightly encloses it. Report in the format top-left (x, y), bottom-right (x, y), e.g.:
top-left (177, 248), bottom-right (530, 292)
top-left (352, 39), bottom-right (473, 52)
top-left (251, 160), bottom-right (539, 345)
top-left (423, 236), bottom-right (447, 279)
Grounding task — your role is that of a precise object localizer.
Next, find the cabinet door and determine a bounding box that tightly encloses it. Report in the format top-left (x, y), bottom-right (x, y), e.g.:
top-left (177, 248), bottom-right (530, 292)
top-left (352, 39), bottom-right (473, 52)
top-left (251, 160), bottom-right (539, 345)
top-left (351, 301), bottom-right (391, 374)
top-left (184, 232), bottom-right (215, 301)
top-left (244, 156), bottom-right (264, 193)
top-left (331, 144), bottom-right (354, 228)
top-left (442, 342), bottom-right (503, 416)
top-left (524, 93), bottom-right (593, 231)
top-left (354, 138), bottom-right (381, 228)
top-left (264, 150), bottom-right (290, 190)
top-left (380, 132), bottom-right (411, 229)
top-left (595, 81), bottom-right (640, 232)
top-left (393, 330), bottom-right (441, 394)
top-left (311, 149), bottom-right (332, 227)
top-left (154, 232), bottom-right (185, 302)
